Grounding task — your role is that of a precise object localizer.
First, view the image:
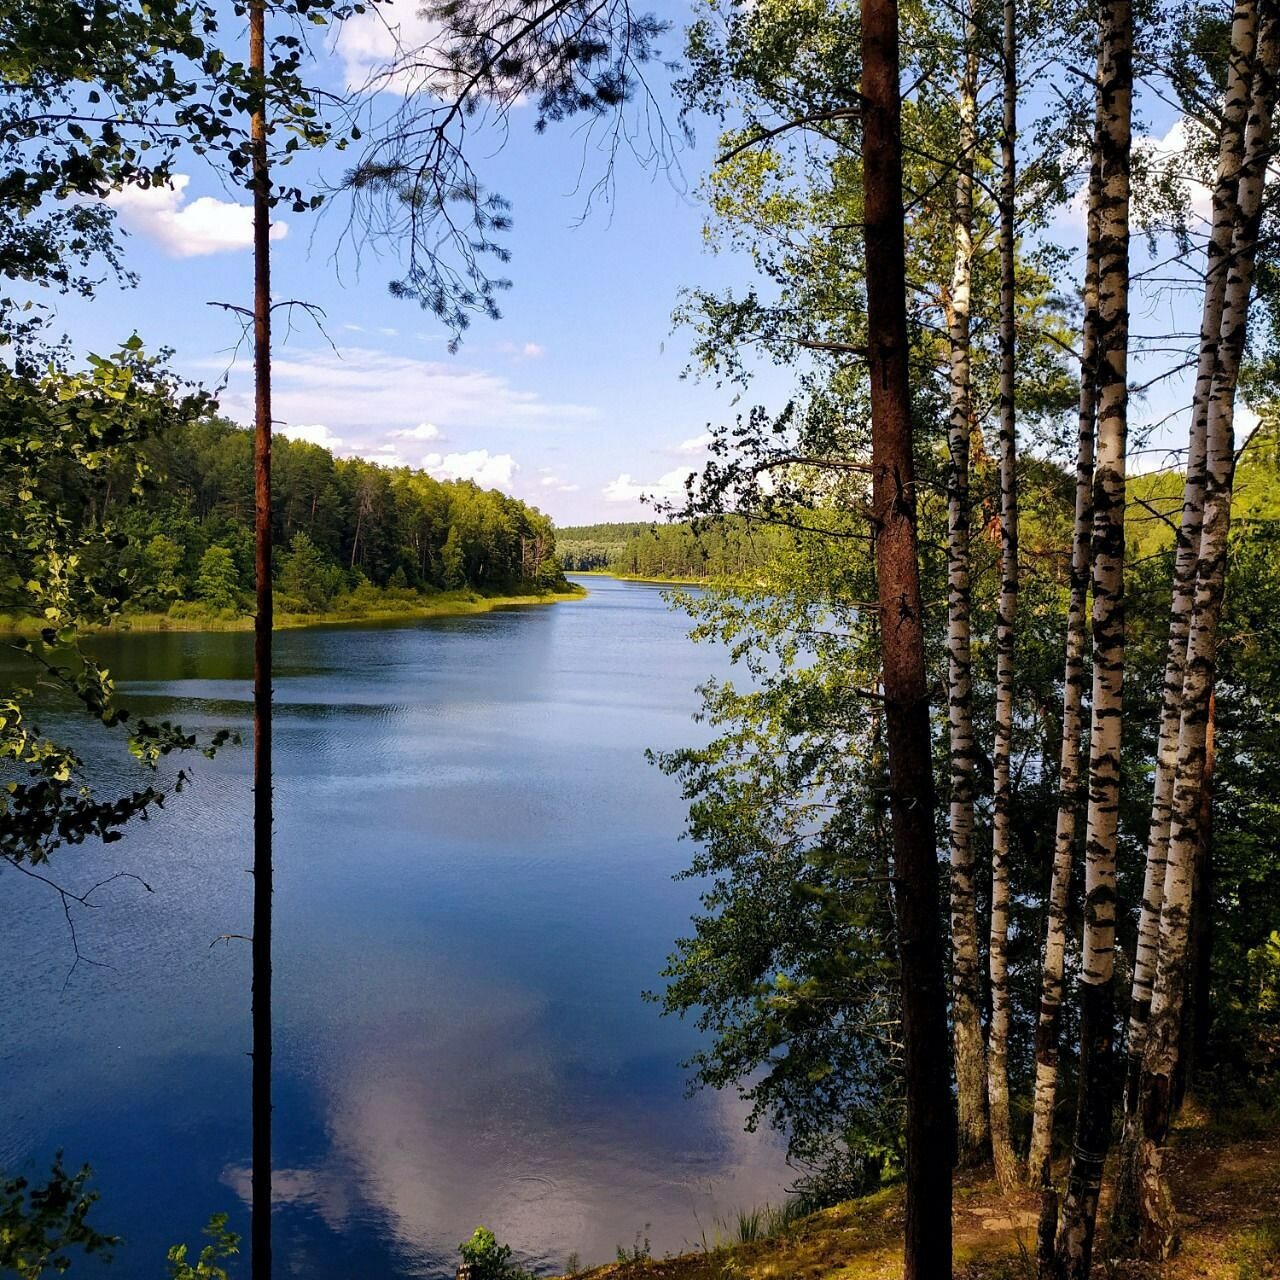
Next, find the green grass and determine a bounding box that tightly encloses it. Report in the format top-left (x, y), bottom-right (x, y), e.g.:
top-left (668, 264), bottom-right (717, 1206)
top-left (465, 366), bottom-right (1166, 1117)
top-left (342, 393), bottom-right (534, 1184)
top-left (1232, 1215), bottom-right (1280, 1280)
top-left (0, 584), bottom-right (588, 637)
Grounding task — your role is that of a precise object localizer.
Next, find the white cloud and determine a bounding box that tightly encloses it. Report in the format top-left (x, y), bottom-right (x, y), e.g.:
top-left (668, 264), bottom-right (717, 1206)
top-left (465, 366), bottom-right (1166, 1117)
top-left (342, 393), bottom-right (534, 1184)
top-left (108, 174), bottom-right (287, 257)
top-left (215, 345), bottom-right (596, 437)
top-left (424, 449), bottom-right (519, 488)
top-left (334, 5), bottom-right (529, 101)
top-left (537, 467), bottom-right (579, 493)
top-left (602, 467), bottom-right (694, 506)
top-left (672, 432), bottom-right (713, 456)
top-left (281, 422), bottom-right (345, 449)
top-left (391, 422), bottom-right (443, 442)
top-left (498, 340), bottom-right (546, 359)
top-left (335, 7), bottom-right (454, 95)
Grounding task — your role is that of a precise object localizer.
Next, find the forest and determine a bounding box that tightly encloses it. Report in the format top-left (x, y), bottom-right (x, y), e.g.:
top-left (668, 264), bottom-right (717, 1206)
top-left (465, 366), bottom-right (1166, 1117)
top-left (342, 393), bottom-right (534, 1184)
top-left (85, 417), bottom-right (566, 621)
top-left (556, 519), bottom-right (790, 578)
top-left (3, 0), bottom-right (1280, 1277)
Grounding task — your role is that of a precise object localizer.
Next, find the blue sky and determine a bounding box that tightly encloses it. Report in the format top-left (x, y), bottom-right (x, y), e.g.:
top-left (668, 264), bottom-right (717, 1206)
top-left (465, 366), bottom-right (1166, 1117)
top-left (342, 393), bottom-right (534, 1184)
top-left (41, 3), bottom-right (1215, 525)
top-left (41, 0), bottom-right (795, 525)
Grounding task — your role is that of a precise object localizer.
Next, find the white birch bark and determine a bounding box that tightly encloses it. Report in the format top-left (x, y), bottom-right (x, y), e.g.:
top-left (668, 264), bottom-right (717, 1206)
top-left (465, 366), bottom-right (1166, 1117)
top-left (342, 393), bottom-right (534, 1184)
top-left (1026, 127), bottom-right (1100, 1187)
top-left (1054, 0), bottom-right (1131, 1270)
top-left (1126, 7), bottom-right (1280, 1257)
top-left (946, 12), bottom-right (989, 1167)
top-left (1125, 0), bottom-right (1259, 1081)
top-left (988, 0), bottom-right (1020, 1189)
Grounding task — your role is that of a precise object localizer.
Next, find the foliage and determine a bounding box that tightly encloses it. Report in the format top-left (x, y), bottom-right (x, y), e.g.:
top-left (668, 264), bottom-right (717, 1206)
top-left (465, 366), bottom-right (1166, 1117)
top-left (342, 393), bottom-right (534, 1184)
top-left (457, 1226), bottom-right (537, 1280)
top-left (166, 1214), bottom-right (240, 1280)
top-left (99, 416), bottom-right (568, 614)
top-left (0, 340), bottom-right (233, 864)
top-left (616, 1226), bottom-right (653, 1264)
top-left (194, 546), bottom-right (240, 612)
top-left (558, 518), bottom-right (795, 579)
top-left (0, 1156), bottom-right (117, 1278)
top-left (651, 519), bottom-right (909, 1189)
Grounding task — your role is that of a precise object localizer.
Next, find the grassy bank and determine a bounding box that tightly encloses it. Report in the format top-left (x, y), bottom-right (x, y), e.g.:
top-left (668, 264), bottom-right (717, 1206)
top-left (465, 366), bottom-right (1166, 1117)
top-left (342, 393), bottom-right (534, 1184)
top-left (0, 584), bottom-right (588, 637)
top-left (550, 1106), bottom-right (1278, 1280)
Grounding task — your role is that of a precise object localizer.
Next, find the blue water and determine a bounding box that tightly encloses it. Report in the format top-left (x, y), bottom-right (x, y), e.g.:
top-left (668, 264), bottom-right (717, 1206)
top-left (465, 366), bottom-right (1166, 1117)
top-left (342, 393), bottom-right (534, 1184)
top-left (0, 577), bottom-right (789, 1278)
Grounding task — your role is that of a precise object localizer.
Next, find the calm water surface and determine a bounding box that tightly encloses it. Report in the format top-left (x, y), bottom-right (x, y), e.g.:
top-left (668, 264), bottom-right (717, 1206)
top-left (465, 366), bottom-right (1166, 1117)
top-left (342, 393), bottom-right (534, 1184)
top-left (0, 576), bottom-right (789, 1278)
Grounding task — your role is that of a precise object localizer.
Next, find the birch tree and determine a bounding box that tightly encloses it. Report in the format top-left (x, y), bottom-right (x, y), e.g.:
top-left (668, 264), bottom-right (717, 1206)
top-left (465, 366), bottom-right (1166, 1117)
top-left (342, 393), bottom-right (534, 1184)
top-left (1118, 4), bottom-right (1280, 1255)
top-left (946, 0), bottom-right (990, 1170)
top-left (1026, 124), bottom-right (1101, 1187)
top-left (1052, 0), bottom-right (1132, 1268)
top-left (987, 0), bottom-right (1021, 1189)
top-left (1123, 0), bottom-right (1260, 1100)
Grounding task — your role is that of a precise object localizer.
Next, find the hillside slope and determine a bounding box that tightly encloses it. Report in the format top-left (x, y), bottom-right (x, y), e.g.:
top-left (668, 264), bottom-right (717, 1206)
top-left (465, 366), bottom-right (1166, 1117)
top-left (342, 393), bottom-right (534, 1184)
top-left (554, 1110), bottom-right (1278, 1280)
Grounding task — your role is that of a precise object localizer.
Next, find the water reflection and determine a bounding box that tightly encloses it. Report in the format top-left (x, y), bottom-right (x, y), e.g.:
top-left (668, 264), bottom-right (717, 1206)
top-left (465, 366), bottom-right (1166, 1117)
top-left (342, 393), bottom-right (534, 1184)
top-left (0, 579), bottom-right (789, 1277)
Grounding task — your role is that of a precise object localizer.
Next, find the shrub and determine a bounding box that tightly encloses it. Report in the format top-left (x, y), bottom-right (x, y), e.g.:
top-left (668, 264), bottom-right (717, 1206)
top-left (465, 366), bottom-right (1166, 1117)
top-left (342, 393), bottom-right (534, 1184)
top-left (457, 1226), bottom-right (536, 1280)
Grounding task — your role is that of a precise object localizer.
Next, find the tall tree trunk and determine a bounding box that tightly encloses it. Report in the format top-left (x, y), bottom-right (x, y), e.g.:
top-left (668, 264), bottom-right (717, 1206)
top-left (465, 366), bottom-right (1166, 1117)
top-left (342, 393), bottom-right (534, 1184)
top-left (250, 2), bottom-right (274, 1276)
top-left (860, 0), bottom-right (954, 1270)
top-left (1124, 0), bottom-right (1258, 1100)
top-left (1124, 13), bottom-right (1279, 1256)
top-left (1027, 117), bottom-right (1102, 1190)
top-left (1053, 0), bottom-right (1132, 1271)
top-left (946, 8), bottom-right (989, 1170)
top-left (1177, 689), bottom-right (1215, 1106)
top-left (988, 0), bottom-right (1020, 1190)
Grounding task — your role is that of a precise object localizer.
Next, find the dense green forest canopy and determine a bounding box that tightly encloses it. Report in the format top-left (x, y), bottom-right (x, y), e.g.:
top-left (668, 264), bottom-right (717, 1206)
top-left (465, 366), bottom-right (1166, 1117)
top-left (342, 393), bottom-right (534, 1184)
top-left (557, 518), bottom-right (797, 578)
top-left (5, 415), bottom-right (570, 625)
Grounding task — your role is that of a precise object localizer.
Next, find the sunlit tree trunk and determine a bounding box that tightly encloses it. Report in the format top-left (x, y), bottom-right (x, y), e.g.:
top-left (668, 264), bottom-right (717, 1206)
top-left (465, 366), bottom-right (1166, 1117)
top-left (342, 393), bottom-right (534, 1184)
top-left (1053, 0), bottom-right (1131, 1270)
top-left (946, 8), bottom-right (989, 1170)
top-left (988, 0), bottom-right (1020, 1189)
top-left (1123, 12), bottom-right (1279, 1256)
top-left (1027, 118), bottom-right (1101, 1190)
top-left (250, 2), bottom-right (274, 1276)
top-left (1124, 0), bottom-right (1258, 1095)
top-left (861, 0), bottom-right (954, 1268)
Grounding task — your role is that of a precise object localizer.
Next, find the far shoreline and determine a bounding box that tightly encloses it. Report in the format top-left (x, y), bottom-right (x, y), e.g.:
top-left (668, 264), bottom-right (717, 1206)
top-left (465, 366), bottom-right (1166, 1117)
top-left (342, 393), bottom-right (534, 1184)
top-left (567, 569), bottom-right (707, 587)
top-left (0, 584), bottom-right (589, 638)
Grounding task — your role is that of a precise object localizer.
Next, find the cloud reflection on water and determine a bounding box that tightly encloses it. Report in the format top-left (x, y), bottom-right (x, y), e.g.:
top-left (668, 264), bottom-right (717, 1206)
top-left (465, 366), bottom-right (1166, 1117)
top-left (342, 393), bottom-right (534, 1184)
top-left (227, 962), bottom-right (789, 1274)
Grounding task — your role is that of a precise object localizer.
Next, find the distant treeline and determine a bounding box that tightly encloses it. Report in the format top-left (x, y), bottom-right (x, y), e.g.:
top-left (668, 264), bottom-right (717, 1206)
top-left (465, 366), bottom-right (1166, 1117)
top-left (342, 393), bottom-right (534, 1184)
top-left (557, 518), bottom-right (793, 579)
top-left (100, 419), bottom-right (565, 618)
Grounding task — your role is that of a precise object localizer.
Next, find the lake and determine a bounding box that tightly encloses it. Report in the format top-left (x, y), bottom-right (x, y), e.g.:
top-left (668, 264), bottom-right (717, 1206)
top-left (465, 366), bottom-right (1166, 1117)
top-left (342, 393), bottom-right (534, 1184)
top-left (0, 576), bottom-right (790, 1278)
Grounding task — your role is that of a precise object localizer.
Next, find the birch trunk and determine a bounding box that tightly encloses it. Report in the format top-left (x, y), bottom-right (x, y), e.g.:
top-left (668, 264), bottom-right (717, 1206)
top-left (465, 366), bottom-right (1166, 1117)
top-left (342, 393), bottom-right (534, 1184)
top-left (1053, 0), bottom-right (1131, 1270)
top-left (1125, 12), bottom-right (1279, 1256)
top-left (988, 0), bottom-right (1020, 1189)
top-left (861, 0), bottom-right (955, 1267)
top-left (946, 11), bottom-right (989, 1169)
top-left (1026, 124), bottom-right (1101, 1189)
top-left (1124, 0), bottom-right (1258, 1095)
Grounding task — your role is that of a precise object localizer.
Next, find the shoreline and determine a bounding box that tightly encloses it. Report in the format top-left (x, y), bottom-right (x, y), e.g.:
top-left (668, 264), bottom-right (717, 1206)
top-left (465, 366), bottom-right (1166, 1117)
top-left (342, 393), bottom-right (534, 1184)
top-left (0, 585), bottom-right (588, 637)
top-left (568, 570), bottom-right (707, 587)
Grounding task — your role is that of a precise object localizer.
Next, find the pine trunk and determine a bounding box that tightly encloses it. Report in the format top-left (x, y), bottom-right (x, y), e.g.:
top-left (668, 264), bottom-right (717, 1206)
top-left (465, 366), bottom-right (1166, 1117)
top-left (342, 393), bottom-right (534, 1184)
top-left (1053, 0), bottom-right (1132, 1271)
top-left (250, 3), bottom-right (274, 1276)
top-left (860, 0), bottom-right (955, 1270)
top-left (1125, 12), bottom-right (1279, 1257)
top-left (946, 11), bottom-right (988, 1170)
top-left (1027, 119), bottom-right (1101, 1189)
top-left (988, 0), bottom-right (1020, 1190)
top-left (1124, 0), bottom-right (1258, 1099)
